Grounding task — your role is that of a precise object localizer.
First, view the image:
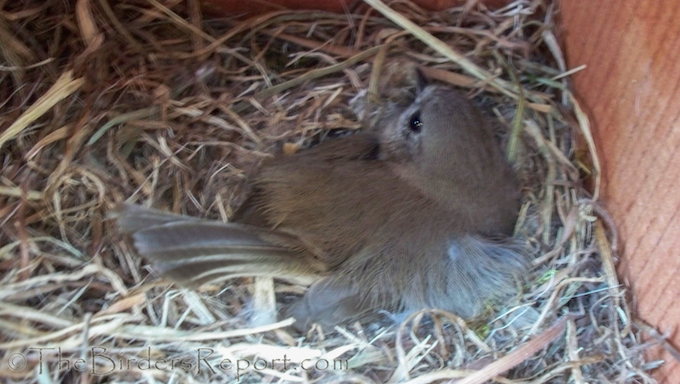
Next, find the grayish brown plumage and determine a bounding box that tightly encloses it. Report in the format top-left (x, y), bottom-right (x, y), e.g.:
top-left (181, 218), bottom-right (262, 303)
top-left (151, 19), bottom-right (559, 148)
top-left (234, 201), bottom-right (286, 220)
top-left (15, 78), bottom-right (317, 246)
top-left (112, 74), bottom-right (527, 330)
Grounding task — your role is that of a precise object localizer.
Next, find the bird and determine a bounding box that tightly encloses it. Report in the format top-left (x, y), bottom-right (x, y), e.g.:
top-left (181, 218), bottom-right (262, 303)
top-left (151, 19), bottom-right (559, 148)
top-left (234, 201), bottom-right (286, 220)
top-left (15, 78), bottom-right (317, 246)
top-left (111, 70), bottom-right (527, 330)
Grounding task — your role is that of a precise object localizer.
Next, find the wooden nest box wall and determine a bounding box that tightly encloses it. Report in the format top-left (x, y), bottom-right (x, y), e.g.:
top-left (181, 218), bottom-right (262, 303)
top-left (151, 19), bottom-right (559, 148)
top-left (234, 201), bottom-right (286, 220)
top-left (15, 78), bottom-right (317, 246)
top-left (560, 2), bottom-right (680, 382)
top-left (206, 0), bottom-right (680, 382)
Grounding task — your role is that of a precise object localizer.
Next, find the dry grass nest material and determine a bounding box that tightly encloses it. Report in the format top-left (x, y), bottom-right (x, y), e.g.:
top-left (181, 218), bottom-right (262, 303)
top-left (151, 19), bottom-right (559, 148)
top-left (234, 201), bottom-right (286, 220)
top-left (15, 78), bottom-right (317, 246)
top-left (0, 0), bottom-right (663, 383)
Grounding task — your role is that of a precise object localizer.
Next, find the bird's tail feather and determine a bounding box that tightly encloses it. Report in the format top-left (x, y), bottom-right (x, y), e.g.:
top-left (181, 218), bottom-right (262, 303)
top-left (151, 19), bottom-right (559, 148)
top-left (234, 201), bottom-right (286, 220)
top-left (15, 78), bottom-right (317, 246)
top-left (110, 203), bottom-right (324, 287)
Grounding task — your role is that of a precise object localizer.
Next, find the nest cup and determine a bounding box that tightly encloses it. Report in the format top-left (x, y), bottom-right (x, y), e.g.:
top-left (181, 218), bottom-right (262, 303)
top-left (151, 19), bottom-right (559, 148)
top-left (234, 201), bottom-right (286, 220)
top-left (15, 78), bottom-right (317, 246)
top-left (0, 0), bottom-right (659, 383)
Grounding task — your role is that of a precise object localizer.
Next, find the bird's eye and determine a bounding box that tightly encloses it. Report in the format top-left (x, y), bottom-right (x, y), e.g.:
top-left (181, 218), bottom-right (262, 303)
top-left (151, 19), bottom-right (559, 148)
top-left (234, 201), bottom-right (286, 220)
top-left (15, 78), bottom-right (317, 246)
top-left (409, 111), bottom-right (423, 133)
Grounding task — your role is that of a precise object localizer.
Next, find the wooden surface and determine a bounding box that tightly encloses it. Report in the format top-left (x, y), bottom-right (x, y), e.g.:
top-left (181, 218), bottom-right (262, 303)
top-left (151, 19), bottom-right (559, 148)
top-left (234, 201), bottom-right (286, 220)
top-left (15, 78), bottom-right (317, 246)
top-left (560, 1), bottom-right (680, 382)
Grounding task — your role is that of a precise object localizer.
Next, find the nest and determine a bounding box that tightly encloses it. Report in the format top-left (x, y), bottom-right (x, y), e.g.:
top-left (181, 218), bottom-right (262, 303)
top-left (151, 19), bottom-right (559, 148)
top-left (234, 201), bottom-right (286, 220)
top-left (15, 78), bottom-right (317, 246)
top-left (0, 0), bottom-right (661, 382)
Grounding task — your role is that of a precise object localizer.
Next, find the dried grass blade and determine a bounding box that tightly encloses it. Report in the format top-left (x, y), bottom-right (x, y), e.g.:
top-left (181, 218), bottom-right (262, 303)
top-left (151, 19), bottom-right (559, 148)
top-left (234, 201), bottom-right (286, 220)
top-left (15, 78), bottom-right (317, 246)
top-left (568, 92), bottom-right (601, 200)
top-left (76, 0), bottom-right (100, 49)
top-left (362, 0), bottom-right (517, 98)
top-left (0, 71), bottom-right (84, 150)
top-left (254, 46), bottom-right (382, 101)
top-left (455, 316), bottom-right (570, 384)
